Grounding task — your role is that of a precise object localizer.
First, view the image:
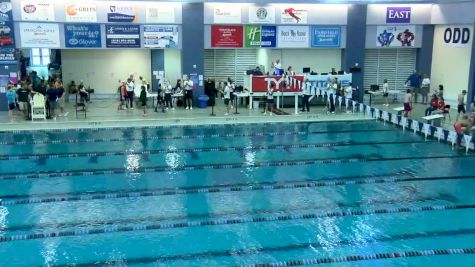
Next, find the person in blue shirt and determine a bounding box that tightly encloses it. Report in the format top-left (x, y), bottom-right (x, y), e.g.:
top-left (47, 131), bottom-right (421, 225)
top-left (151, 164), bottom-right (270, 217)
top-left (406, 70), bottom-right (422, 103)
top-left (6, 84), bottom-right (16, 120)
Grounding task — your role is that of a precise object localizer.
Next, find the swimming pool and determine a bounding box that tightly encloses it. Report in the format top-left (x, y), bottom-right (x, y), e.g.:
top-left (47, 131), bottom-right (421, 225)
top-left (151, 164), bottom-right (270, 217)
top-left (0, 120), bottom-right (475, 266)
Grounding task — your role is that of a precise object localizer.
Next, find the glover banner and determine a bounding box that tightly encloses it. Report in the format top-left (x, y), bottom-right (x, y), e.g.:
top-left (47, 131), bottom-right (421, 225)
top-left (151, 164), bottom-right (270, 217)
top-left (376, 25), bottom-right (416, 47)
top-left (277, 26), bottom-right (309, 48)
top-left (211, 25), bottom-right (243, 48)
top-left (245, 25), bottom-right (276, 48)
top-left (64, 24), bottom-right (101, 48)
top-left (248, 6), bottom-right (275, 24)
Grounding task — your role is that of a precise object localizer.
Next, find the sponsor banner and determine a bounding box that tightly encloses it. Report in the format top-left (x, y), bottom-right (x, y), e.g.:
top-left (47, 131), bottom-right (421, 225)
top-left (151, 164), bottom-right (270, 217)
top-left (281, 6), bottom-right (307, 24)
top-left (211, 25), bottom-right (243, 48)
top-left (277, 26), bottom-right (309, 48)
top-left (251, 75), bottom-right (304, 92)
top-left (143, 25), bottom-right (178, 48)
top-left (64, 24), bottom-right (101, 48)
top-left (306, 74), bottom-right (352, 89)
top-left (20, 0), bottom-right (55, 21)
top-left (19, 22), bottom-right (60, 48)
top-left (311, 26), bottom-right (341, 48)
top-left (106, 25), bottom-right (140, 48)
top-left (245, 25), bottom-right (276, 48)
top-left (376, 25), bottom-right (416, 47)
top-left (107, 4), bottom-right (136, 23)
top-left (0, 1), bottom-right (13, 21)
top-left (0, 20), bottom-right (14, 48)
top-left (0, 48), bottom-right (16, 64)
top-left (248, 6), bottom-right (275, 24)
top-left (65, 3), bottom-right (97, 22)
top-left (145, 4), bottom-right (175, 23)
top-left (213, 5), bottom-right (241, 24)
top-left (386, 7), bottom-right (411, 24)
top-left (443, 27), bottom-right (471, 48)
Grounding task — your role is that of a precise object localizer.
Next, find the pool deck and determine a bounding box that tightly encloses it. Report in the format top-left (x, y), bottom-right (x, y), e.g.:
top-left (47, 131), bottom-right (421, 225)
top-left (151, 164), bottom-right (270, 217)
top-left (0, 99), bottom-right (371, 131)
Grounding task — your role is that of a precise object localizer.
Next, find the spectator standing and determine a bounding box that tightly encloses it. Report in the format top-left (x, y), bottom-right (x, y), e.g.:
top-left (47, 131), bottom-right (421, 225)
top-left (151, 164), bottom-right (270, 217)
top-left (17, 83), bottom-right (31, 119)
top-left (139, 85), bottom-right (148, 117)
top-left (457, 90), bottom-right (467, 121)
top-left (126, 78), bottom-right (135, 109)
top-left (403, 89), bottom-right (413, 117)
top-left (117, 82), bottom-right (127, 111)
top-left (421, 74), bottom-right (431, 104)
top-left (264, 84), bottom-right (275, 116)
top-left (406, 70), bottom-right (422, 103)
top-left (301, 79), bottom-right (311, 113)
top-left (382, 79), bottom-right (389, 106)
top-left (46, 83), bottom-right (58, 119)
top-left (223, 82), bottom-right (233, 115)
top-left (183, 76), bottom-right (194, 110)
top-left (6, 84), bottom-right (16, 121)
top-left (56, 81), bottom-right (68, 116)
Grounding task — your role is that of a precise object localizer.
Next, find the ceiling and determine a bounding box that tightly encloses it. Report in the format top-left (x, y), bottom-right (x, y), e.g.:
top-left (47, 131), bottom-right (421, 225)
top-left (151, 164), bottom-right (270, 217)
top-left (124, 0), bottom-right (475, 2)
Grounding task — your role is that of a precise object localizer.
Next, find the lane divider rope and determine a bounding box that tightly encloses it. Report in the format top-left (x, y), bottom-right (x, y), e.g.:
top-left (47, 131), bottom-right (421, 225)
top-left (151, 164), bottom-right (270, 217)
top-left (0, 204), bottom-right (473, 243)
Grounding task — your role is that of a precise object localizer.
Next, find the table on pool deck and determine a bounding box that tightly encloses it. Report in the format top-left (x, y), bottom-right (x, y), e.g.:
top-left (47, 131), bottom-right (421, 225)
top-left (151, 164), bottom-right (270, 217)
top-left (248, 91), bottom-right (301, 114)
top-left (368, 90), bottom-right (403, 106)
top-left (394, 107), bottom-right (405, 114)
top-left (148, 92), bottom-right (183, 107)
top-left (422, 114), bottom-right (444, 126)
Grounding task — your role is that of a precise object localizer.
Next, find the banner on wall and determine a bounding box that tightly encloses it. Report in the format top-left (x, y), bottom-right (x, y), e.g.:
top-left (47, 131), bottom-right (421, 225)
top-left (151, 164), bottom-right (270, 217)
top-left (386, 7), bottom-right (411, 24)
top-left (306, 74), bottom-right (352, 89)
top-left (65, 3), bottom-right (97, 22)
top-left (277, 26), bottom-right (309, 48)
top-left (213, 6), bottom-right (241, 24)
top-left (106, 25), bottom-right (140, 48)
top-left (0, 48), bottom-right (16, 64)
top-left (211, 25), bottom-right (243, 48)
top-left (245, 25), bottom-right (276, 48)
top-left (145, 4), bottom-right (175, 23)
top-left (143, 25), bottom-right (178, 48)
top-left (0, 1), bottom-right (13, 21)
top-left (64, 24), bottom-right (101, 48)
top-left (376, 25), bottom-right (416, 47)
top-left (19, 22), bottom-right (60, 48)
top-left (248, 6), bottom-right (275, 24)
top-left (443, 27), bottom-right (471, 48)
top-left (20, 0), bottom-right (55, 21)
top-left (107, 4), bottom-right (136, 23)
top-left (311, 27), bottom-right (341, 48)
top-left (280, 6), bottom-right (307, 24)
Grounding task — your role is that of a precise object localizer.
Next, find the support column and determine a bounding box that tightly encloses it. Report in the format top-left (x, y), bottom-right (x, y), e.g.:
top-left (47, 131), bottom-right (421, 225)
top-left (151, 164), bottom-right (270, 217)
top-left (467, 23), bottom-right (475, 112)
top-left (342, 4), bottom-right (367, 103)
top-left (150, 49), bottom-right (164, 92)
top-left (416, 25), bottom-right (435, 77)
top-left (182, 2), bottom-right (204, 103)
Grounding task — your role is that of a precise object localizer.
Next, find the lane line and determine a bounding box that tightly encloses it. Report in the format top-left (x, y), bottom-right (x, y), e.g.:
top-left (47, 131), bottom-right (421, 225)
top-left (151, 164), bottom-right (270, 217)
top-left (0, 204), bottom-right (473, 243)
top-left (1, 154), bottom-right (472, 180)
top-left (0, 129), bottom-right (393, 146)
top-left (49, 229), bottom-right (475, 266)
top-left (0, 140), bottom-right (427, 161)
top-left (2, 174), bottom-right (473, 208)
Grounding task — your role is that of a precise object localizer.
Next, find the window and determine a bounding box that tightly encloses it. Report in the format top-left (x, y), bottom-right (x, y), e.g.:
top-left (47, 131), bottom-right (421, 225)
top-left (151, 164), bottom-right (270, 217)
top-left (30, 48), bottom-right (51, 66)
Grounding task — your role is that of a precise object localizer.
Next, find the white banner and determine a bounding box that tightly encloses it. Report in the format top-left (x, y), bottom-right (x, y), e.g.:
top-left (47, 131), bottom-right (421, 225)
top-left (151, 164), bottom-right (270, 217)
top-left (248, 6), bottom-right (275, 24)
top-left (376, 25), bottom-right (416, 47)
top-left (20, 0), bottom-right (55, 21)
top-left (213, 5), bottom-right (241, 24)
top-left (143, 25), bottom-right (179, 48)
top-left (280, 6), bottom-right (308, 24)
top-left (145, 4), bottom-right (175, 23)
top-left (443, 26), bottom-right (472, 48)
top-left (65, 3), bottom-right (97, 22)
top-left (277, 26), bottom-right (309, 48)
top-left (19, 22), bottom-right (60, 48)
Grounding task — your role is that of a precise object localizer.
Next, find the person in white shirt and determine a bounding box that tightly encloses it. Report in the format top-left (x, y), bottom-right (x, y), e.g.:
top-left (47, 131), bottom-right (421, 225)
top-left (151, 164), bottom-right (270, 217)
top-left (421, 74), bottom-right (431, 104)
top-left (164, 80), bottom-right (173, 110)
top-left (301, 79), bottom-right (312, 113)
top-left (223, 82), bottom-right (233, 115)
top-left (126, 78), bottom-right (135, 109)
top-left (344, 83), bottom-right (354, 113)
top-left (183, 76), bottom-right (193, 110)
top-left (264, 84), bottom-right (275, 115)
top-left (286, 66), bottom-right (296, 76)
top-left (382, 79), bottom-right (389, 106)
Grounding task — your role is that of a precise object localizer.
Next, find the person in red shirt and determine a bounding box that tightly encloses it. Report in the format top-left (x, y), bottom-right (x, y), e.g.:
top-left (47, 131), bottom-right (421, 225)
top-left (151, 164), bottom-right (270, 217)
top-left (425, 94), bottom-right (438, 116)
top-left (432, 97), bottom-right (447, 115)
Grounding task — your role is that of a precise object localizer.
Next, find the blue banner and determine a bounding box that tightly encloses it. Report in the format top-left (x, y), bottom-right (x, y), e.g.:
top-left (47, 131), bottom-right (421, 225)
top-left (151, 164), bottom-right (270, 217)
top-left (0, 48), bottom-right (16, 64)
top-left (261, 25), bottom-right (276, 48)
top-left (65, 24), bottom-right (102, 48)
top-left (106, 25), bottom-right (140, 48)
top-left (0, 1), bottom-right (14, 49)
top-left (311, 27), bottom-right (341, 48)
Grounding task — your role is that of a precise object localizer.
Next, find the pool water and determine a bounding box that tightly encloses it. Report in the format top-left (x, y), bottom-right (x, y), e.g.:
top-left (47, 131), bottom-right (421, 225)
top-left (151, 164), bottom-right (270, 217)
top-left (0, 120), bottom-right (475, 266)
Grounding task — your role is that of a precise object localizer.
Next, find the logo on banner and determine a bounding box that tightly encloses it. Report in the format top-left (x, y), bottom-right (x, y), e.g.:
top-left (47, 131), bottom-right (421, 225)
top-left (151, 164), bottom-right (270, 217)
top-left (443, 27), bottom-right (471, 47)
top-left (211, 25), bottom-right (243, 48)
top-left (245, 25), bottom-right (276, 48)
top-left (65, 24), bottom-right (101, 48)
top-left (19, 22), bottom-right (60, 48)
top-left (145, 5), bottom-right (175, 23)
top-left (386, 7), bottom-right (411, 23)
top-left (23, 4), bottom-right (36, 13)
top-left (249, 6), bottom-right (275, 24)
top-left (213, 6), bottom-right (241, 23)
top-left (143, 25), bottom-right (178, 48)
top-left (377, 26), bottom-right (415, 47)
top-left (65, 4), bottom-right (97, 22)
top-left (281, 7), bottom-right (307, 24)
top-left (256, 8), bottom-right (267, 19)
top-left (278, 26), bottom-right (309, 48)
top-left (0, 2), bottom-right (12, 21)
top-left (311, 27), bottom-right (341, 48)
top-left (107, 5), bottom-right (136, 23)
top-left (21, 0), bottom-right (55, 21)
top-left (106, 25), bottom-right (140, 48)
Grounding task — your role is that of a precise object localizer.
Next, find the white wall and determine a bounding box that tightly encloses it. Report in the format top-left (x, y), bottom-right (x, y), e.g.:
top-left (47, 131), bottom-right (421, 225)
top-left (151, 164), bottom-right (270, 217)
top-left (431, 25), bottom-right (474, 103)
top-left (269, 49), bottom-right (342, 74)
top-left (62, 49), bottom-right (151, 94)
top-left (431, 3), bottom-right (475, 24)
top-left (164, 49), bottom-right (182, 83)
top-left (256, 48), bottom-right (270, 73)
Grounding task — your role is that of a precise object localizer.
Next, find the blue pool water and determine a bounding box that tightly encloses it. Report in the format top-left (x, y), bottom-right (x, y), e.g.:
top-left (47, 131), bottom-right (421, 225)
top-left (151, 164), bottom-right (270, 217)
top-left (0, 120), bottom-right (475, 266)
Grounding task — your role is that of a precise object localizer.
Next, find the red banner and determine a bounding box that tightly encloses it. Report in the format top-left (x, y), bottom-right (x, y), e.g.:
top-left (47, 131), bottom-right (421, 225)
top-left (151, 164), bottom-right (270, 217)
top-left (211, 25), bottom-right (243, 48)
top-left (252, 75), bottom-right (304, 92)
